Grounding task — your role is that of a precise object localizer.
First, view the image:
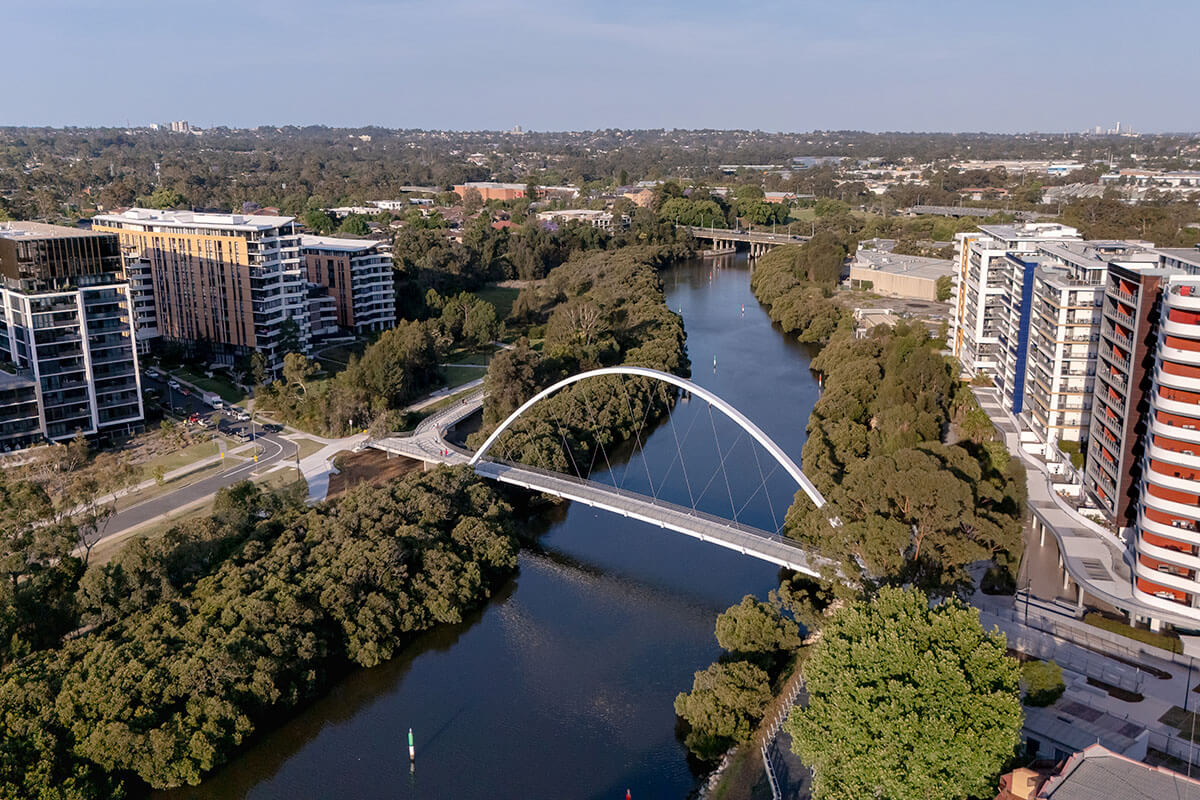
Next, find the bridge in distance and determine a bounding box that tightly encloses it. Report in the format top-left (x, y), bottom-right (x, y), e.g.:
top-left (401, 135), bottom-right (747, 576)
top-left (684, 225), bottom-right (810, 257)
top-left (370, 367), bottom-right (835, 577)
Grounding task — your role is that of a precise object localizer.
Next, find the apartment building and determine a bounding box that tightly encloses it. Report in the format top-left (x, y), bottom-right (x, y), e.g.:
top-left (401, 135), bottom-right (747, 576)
top-left (950, 223), bottom-right (1081, 378)
top-left (1130, 273), bottom-right (1200, 612)
top-left (0, 222), bottom-right (142, 443)
top-left (92, 209), bottom-right (309, 366)
top-left (1019, 242), bottom-right (1154, 454)
top-left (300, 236), bottom-right (395, 334)
top-left (1084, 263), bottom-right (1175, 524)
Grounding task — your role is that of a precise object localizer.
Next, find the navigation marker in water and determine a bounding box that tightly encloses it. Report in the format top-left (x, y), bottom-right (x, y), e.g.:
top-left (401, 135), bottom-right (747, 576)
top-left (408, 727), bottom-right (415, 763)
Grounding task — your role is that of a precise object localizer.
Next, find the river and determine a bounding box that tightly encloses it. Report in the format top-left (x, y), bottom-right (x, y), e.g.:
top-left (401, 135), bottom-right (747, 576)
top-left (163, 254), bottom-right (822, 799)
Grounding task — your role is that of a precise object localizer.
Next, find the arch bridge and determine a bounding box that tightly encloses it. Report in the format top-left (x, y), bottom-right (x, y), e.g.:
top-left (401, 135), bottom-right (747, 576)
top-left (370, 367), bottom-right (835, 577)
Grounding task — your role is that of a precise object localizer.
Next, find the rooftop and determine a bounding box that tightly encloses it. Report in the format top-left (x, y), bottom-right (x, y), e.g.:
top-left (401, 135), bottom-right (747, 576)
top-left (1039, 744), bottom-right (1200, 799)
top-left (93, 208), bottom-right (294, 231)
top-left (1156, 247), bottom-right (1200, 269)
top-left (0, 221), bottom-right (102, 240)
top-left (852, 248), bottom-right (954, 280)
top-left (300, 235), bottom-right (385, 253)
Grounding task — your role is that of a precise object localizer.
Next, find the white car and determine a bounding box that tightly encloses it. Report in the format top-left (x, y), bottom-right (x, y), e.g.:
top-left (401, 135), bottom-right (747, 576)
top-left (146, 368), bottom-right (161, 379)
top-left (167, 379), bottom-right (181, 390)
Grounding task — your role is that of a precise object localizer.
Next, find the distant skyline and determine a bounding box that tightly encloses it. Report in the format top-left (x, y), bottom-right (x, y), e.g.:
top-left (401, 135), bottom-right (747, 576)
top-left (8, 0), bottom-right (1200, 133)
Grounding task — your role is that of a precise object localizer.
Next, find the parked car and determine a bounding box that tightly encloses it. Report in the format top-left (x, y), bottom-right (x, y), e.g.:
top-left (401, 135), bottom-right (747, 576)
top-left (167, 379), bottom-right (180, 389)
top-left (146, 368), bottom-right (161, 379)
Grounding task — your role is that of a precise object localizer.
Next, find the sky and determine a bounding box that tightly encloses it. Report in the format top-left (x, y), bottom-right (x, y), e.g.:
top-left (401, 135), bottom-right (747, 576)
top-left (6, 0), bottom-right (1199, 133)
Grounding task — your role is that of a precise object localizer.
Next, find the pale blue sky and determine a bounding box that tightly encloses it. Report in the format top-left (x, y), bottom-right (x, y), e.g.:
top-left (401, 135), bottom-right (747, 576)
top-left (7, 0), bottom-right (1198, 132)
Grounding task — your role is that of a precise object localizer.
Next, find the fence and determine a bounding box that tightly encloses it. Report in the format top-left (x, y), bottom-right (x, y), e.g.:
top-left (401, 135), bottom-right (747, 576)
top-left (980, 607), bottom-right (1146, 694)
top-left (759, 675), bottom-right (805, 800)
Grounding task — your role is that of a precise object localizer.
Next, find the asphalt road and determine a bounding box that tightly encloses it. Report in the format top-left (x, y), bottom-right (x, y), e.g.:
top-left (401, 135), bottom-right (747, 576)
top-left (102, 428), bottom-right (297, 539)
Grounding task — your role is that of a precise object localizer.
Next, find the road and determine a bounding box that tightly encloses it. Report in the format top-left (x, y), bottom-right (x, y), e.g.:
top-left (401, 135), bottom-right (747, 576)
top-left (102, 429), bottom-right (297, 538)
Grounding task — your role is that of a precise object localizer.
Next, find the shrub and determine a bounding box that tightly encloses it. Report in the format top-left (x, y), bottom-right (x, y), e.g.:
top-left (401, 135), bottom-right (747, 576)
top-left (1022, 660), bottom-right (1065, 707)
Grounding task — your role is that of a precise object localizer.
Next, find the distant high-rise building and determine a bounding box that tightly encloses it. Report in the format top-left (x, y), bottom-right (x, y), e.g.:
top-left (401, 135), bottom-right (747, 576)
top-left (92, 209), bottom-right (309, 367)
top-left (0, 222), bottom-right (143, 444)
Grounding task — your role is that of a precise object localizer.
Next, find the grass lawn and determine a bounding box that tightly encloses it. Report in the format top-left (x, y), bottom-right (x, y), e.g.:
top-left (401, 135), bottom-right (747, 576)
top-left (291, 437), bottom-right (327, 461)
top-left (1084, 612), bottom-right (1183, 654)
top-left (171, 367), bottom-right (246, 404)
top-left (445, 364), bottom-right (488, 388)
top-left (91, 502), bottom-right (215, 565)
top-left (138, 437), bottom-right (225, 476)
top-left (116, 457), bottom-right (243, 512)
top-left (473, 285), bottom-right (520, 320)
top-left (314, 342), bottom-right (366, 375)
top-left (256, 466), bottom-right (307, 493)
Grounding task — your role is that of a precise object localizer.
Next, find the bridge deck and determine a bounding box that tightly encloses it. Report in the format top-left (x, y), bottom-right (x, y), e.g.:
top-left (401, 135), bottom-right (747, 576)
top-left (473, 459), bottom-right (829, 577)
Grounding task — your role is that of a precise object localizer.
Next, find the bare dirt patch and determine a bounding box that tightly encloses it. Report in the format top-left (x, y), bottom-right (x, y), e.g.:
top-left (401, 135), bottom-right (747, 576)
top-left (326, 448), bottom-right (422, 499)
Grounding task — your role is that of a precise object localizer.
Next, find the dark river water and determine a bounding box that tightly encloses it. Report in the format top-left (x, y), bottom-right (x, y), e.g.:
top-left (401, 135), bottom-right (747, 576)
top-left (162, 254), bottom-right (822, 800)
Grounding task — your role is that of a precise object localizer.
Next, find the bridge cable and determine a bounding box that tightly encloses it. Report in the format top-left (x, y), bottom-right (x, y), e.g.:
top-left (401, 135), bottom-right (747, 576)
top-left (615, 376), bottom-right (658, 499)
top-left (750, 440), bottom-right (781, 534)
top-left (733, 459), bottom-right (783, 532)
top-left (579, 379), bottom-right (616, 484)
top-left (662, 385), bottom-right (701, 511)
top-left (545, 396), bottom-right (584, 480)
top-left (703, 402), bottom-right (742, 525)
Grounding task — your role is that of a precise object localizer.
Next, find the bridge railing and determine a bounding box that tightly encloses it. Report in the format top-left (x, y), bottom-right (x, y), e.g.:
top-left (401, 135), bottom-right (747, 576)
top-left (478, 457), bottom-right (822, 555)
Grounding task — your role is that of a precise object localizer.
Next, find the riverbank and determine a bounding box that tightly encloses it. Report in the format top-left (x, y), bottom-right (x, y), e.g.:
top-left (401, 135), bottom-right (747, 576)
top-left (156, 253), bottom-right (819, 799)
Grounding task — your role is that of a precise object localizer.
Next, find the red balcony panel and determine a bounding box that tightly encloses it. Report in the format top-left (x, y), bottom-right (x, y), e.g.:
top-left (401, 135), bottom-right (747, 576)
top-left (1138, 577), bottom-right (1190, 603)
top-left (1163, 361), bottom-right (1200, 380)
top-left (1143, 530), bottom-right (1194, 552)
top-left (1147, 483), bottom-right (1200, 505)
top-left (1169, 308), bottom-right (1200, 325)
top-left (1150, 459), bottom-right (1200, 482)
top-left (1161, 387), bottom-right (1200, 405)
top-left (1152, 435), bottom-right (1200, 455)
top-left (1167, 335), bottom-right (1200, 352)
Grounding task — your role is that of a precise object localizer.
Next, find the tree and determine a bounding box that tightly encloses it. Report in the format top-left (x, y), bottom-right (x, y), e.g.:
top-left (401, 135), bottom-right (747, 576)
top-left (301, 209), bottom-right (336, 234)
top-left (1021, 660), bottom-right (1065, 707)
top-left (463, 300), bottom-right (498, 347)
top-left (461, 187), bottom-right (484, 215)
top-left (338, 214), bottom-right (369, 236)
top-left (140, 187), bottom-right (186, 210)
top-left (249, 352), bottom-right (269, 388)
top-left (714, 594), bottom-right (800, 656)
top-left (152, 465), bottom-right (166, 487)
top-left (786, 587), bottom-right (1022, 800)
top-left (674, 661), bottom-right (772, 760)
top-left (277, 316), bottom-right (302, 358)
top-left (936, 274), bottom-right (953, 302)
top-left (282, 353), bottom-right (319, 394)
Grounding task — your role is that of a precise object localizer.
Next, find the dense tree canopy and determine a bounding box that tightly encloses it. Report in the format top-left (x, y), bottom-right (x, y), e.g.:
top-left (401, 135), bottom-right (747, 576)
top-left (782, 323), bottom-right (1025, 594)
top-left (0, 468), bottom-right (516, 797)
top-left (471, 247), bottom-right (688, 473)
top-left (786, 587), bottom-right (1022, 800)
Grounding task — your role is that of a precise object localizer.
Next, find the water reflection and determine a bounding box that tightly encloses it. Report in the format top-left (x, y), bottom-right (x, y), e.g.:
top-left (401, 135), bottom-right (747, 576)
top-left (161, 254), bottom-right (819, 799)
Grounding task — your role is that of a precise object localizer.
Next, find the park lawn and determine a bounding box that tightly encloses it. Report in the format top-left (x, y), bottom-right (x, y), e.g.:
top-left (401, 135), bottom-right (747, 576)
top-left (255, 466), bottom-right (307, 493)
top-left (291, 437), bottom-right (326, 461)
top-left (138, 437), bottom-right (225, 477)
top-left (171, 366), bottom-right (246, 404)
top-left (90, 502), bottom-right (216, 566)
top-left (473, 285), bottom-right (520, 320)
top-left (444, 364), bottom-right (487, 389)
top-left (314, 341), bottom-right (366, 375)
top-left (1084, 612), bottom-right (1183, 654)
top-left (116, 456), bottom-right (245, 512)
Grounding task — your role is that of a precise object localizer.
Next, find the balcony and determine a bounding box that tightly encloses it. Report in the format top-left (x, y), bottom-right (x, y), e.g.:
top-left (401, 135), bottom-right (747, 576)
top-left (1133, 558), bottom-right (1200, 595)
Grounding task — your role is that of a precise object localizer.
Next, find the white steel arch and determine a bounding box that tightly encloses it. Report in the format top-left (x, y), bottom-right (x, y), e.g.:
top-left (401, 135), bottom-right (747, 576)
top-left (468, 366), bottom-right (827, 509)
